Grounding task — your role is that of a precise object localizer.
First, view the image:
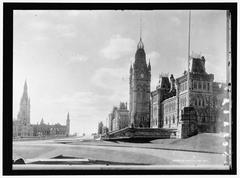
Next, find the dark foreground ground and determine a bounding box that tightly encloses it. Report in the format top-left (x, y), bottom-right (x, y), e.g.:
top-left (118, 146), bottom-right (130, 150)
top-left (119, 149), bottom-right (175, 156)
top-left (13, 133), bottom-right (227, 169)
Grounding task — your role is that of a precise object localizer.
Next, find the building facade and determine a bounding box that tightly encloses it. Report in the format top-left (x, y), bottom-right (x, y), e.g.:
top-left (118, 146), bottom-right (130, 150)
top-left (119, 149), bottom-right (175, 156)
top-left (150, 56), bottom-right (225, 137)
top-left (129, 38), bottom-right (151, 128)
top-left (108, 102), bottom-right (130, 132)
top-left (104, 37), bottom-right (225, 139)
top-left (32, 117), bottom-right (70, 137)
top-left (13, 81), bottom-right (70, 138)
top-left (13, 81), bottom-right (33, 137)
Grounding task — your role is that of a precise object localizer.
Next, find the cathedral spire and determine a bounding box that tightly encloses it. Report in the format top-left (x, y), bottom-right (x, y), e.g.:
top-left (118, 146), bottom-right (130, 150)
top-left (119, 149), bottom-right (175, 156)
top-left (24, 80), bottom-right (28, 95)
top-left (130, 63), bottom-right (133, 73)
top-left (67, 112), bottom-right (70, 121)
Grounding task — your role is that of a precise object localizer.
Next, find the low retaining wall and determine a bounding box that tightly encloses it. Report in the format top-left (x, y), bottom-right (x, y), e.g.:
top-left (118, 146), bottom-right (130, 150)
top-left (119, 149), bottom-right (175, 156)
top-left (102, 127), bottom-right (177, 141)
top-left (13, 135), bottom-right (72, 141)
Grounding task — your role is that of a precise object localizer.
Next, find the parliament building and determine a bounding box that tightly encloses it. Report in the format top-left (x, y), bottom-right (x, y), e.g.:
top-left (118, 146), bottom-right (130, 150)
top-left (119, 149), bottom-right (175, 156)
top-left (106, 37), bottom-right (225, 139)
top-left (13, 81), bottom-right (70, 138)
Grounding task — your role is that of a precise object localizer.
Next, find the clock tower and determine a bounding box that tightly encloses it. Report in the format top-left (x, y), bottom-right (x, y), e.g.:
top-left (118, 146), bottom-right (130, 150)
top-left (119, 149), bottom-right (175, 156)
top-left (129, 37), bottom-right (151, 128)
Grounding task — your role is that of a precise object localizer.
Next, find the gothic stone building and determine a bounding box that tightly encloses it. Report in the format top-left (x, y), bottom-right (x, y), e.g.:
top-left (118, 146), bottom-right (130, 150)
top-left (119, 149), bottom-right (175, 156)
top-left (129, 38), bottom-right (151, 128)
top-left (150, 56), bottom-right (225, 137)
top-left (13, 81), bottom-right (70, 138)
top-left (13, 81), bottom-right (33, 137)
top-left (106, 37), bottom-right (225, 139)
top-left (108, 102), bottom-right (130, 132)
top-left (32, 114), bottom-right (70, 137)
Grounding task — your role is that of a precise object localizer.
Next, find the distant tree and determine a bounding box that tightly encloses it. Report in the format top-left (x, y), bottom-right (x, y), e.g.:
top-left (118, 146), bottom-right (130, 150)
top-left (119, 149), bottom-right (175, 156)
top-left (98, 121), bottom-right (103, 135)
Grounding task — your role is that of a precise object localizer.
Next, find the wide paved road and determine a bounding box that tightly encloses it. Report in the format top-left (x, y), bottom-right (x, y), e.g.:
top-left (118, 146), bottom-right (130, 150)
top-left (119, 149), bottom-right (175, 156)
top-left (13, 137), bottom-right (226, 168)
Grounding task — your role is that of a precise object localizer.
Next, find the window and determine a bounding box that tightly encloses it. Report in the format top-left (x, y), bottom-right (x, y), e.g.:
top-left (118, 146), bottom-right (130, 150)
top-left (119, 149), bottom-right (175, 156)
top-left (165, 117), bottom-right (168, 124)
top-left (207, 83), bottom-right (210, 90)
top-left (202, 117), bottom-right (205, 123)
top-left (202, 99), bottom-right (205, 106)
top-left (173, 115), bottom-right (175, 123)
top-left (198, 81), bottom-right (202, 89)
top-left (199, 99), bottom-right (201, 106)
top-left (203, 82), bottom-right (206, 90)
top-left (194, 81), bottom-right (197, 89)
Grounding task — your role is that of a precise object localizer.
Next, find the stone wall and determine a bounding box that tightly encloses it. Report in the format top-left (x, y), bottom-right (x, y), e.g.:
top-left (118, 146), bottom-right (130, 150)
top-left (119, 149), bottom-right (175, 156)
top-left (177, 107), bottom-right (198, 138)
top-left (103, 127), bottom-right (177, 140)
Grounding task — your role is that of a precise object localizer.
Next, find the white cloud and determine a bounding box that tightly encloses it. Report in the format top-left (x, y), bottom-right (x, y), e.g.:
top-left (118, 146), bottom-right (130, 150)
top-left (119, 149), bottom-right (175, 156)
top-left (69, 54), bottom-right (88, 63)
top-left (55, 24), bottom-right (76, 38)
top-left (91, 67), bottom-right (128, 90)
top-left (28, 20), bottom-right (49, 31)
top-left (33, 35), bottom-right (48, 41)
top-left (66, 10), bottom-right (82, 17)
top-left (100, 35), bottom-right (135, 60)
top-left (170, 16), bottom-right (181, 25)
top-left (204, 53), bottom-right (226, 82)
top-left (44, 91), bottom-right (108, 134)
top-left (146, 51), bottom-right (161, 61)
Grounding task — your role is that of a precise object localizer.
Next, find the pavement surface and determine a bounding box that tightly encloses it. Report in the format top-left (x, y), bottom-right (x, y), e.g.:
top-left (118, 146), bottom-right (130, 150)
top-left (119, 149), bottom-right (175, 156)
top-left (13, 135), bottom-right (226, 168)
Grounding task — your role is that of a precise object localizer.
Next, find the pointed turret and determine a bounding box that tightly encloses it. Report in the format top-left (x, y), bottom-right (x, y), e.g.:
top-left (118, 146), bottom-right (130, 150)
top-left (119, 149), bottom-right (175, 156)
top-left (129, 63), bottom-right (133, 73)
top-left (67, 112), bottom-right (70, 121)
top-left (137, 37), bottom-right (144, 49)
top-left (40, 118), bottom-right (44, 125)
top-left (24, 80), bottom-right (27, 91)
top-left (148, 59), bottom-right (151, 71)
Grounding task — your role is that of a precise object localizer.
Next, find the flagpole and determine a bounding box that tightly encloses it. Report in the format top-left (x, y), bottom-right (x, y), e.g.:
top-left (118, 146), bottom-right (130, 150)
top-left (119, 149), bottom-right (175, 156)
top-left (188, 10), bottom-right (191, 73)
top-left (187, 10), bottom-right (191, 107)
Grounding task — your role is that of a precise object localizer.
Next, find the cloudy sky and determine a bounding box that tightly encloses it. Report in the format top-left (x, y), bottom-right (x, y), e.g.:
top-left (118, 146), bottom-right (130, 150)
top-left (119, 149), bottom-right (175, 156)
top-left (13, 10), bottom-right (226, 135)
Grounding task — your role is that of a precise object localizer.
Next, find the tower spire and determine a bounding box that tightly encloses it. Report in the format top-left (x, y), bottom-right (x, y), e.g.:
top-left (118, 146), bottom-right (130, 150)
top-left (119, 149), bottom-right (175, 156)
top-left (24, 79), bottom-right (28, 93)
top-left (67, 112), bottom-right (70, 120)
top-left (148, 58), bottom-right (151, 70)
top-left (137, 15), bottom-right (144, 50)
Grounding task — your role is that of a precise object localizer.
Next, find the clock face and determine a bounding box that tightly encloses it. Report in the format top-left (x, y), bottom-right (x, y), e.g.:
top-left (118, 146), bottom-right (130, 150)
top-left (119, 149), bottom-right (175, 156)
top-left (140, 73), bottom-right (144, 78)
